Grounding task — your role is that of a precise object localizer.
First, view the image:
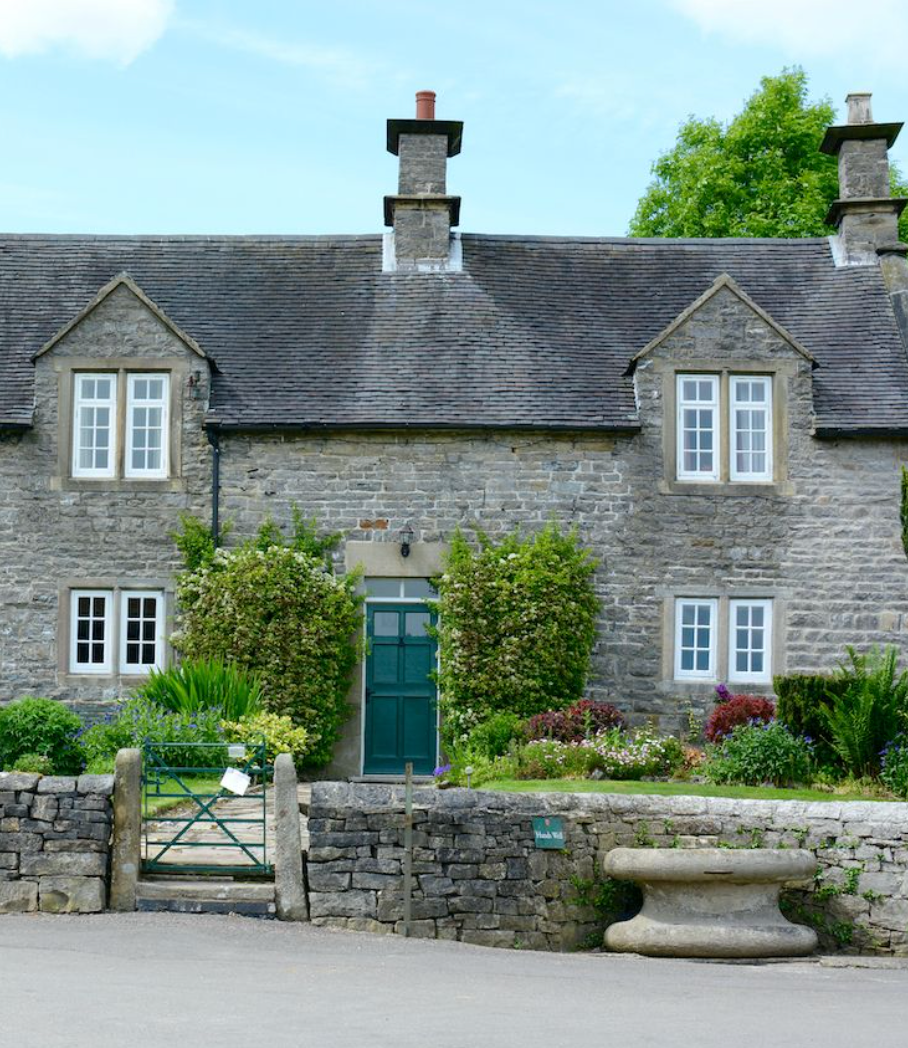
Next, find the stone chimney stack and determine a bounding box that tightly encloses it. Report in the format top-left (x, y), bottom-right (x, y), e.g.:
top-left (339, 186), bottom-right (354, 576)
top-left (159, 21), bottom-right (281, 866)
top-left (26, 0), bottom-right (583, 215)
top-left (820, 92), bottom-right (906, 264)
top-left (384, 91), bottom-right (463, 272)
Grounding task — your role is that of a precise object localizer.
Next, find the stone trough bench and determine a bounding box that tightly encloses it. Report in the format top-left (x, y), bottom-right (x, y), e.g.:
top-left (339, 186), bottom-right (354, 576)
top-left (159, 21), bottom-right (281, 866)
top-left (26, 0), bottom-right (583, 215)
top-left (604, 847), bottom-right (819, 958)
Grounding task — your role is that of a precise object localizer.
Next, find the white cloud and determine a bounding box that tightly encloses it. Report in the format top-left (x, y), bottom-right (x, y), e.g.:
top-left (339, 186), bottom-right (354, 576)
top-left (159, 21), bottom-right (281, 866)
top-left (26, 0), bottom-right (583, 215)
top-left (0, 0), bottom-right (174, 65)
top-left (185, 22), bottom-right (393, 89)
top-left (669, 0), bottom-right (908, 68)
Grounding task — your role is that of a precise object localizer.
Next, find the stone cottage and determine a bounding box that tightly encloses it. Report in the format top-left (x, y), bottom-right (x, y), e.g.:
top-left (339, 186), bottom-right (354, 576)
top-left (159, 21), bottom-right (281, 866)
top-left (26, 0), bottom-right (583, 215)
top-left (1, 90), bottom-right (908, 778)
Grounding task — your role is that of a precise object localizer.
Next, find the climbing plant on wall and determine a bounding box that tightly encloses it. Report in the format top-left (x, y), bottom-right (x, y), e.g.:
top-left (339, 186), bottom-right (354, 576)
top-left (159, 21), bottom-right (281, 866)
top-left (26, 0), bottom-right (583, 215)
top-left (432, 522), bottom-right (600, 745)
top-left (172, 514), bottom-right (361, 767)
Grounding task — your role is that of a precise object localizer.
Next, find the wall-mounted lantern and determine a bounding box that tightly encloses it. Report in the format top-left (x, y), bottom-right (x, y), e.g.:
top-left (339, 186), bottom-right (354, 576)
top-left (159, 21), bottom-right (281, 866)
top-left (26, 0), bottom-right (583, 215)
top-left (188, 369), bottom-right (204, 400)
top-left (399, 523), bottom-right (415, 558)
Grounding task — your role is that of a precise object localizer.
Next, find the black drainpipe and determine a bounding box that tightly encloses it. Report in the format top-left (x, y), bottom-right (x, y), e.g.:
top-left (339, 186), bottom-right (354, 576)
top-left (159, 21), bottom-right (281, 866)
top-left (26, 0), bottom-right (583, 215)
top-left (206, 425), bottom-right (221, 546)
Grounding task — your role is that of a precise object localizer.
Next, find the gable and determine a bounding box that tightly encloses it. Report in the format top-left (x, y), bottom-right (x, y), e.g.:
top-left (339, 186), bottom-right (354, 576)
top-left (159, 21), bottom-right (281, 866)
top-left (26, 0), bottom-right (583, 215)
top-left (626, 274), bottom-right (817, 376)
top-left (33, 273), bottom-right (206, 363)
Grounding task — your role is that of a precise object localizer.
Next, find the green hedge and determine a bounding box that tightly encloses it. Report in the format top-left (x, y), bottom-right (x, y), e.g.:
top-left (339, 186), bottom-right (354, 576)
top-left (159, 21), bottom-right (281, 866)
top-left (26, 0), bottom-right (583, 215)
top-left (773, 673), bottom-right (847, 764)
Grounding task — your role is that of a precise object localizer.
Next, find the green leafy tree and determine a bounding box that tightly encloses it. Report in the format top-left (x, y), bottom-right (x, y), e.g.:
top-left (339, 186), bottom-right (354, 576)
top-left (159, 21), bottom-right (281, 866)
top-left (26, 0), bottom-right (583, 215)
top-left (432, 522), bottom-right (599, 745)
top-left (629, 68), bottom-right (908, 241)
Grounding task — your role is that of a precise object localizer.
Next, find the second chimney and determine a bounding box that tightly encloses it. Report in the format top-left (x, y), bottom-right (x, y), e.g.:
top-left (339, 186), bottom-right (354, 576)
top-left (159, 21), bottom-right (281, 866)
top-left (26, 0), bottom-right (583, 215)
top-left (820, 93), bottom-right (906, 263)
top-left (384, 91), bottom-right (463, 272)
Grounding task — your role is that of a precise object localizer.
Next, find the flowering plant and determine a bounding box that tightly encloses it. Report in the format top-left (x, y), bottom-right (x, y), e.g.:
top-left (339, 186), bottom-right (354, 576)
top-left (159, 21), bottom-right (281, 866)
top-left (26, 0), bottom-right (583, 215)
top-left (704, 721), bottom-right (812, 787)
top-left (704, 693), bottom-right (775, 742)
top-left (524, 699), bottom-right (625, 743)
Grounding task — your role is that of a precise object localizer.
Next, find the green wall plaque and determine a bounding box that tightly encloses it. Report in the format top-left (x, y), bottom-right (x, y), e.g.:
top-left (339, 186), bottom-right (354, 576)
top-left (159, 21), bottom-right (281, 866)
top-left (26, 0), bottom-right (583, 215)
top-left (533, 816), bottom-right (566, 849)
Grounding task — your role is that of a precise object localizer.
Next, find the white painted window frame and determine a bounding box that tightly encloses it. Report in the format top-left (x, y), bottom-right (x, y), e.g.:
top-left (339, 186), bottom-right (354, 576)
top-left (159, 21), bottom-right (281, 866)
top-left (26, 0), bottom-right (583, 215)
top-left (729, 375), bottom-right (773, 482)
top-left (70, 589), bottom-right (113, 675)
top-left (728, 598), bottom-right (773, 685)
top-left (125, 373), bottom-right (170, 480)
top-left (119, 589), bottom-right (166, 674)
top-left (676, 374), bottom-right (720, 482)
top-left (674, 598), bottom-right (719, 681)
top-left (72, 373), bottom-right (118, 479)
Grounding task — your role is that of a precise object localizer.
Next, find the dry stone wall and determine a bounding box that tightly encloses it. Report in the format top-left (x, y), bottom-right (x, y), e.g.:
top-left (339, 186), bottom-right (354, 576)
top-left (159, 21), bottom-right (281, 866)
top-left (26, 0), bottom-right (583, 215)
top-left (0, 771), bottom-right (114, 913)
top-left (307, 783), bottom-right (908, 955)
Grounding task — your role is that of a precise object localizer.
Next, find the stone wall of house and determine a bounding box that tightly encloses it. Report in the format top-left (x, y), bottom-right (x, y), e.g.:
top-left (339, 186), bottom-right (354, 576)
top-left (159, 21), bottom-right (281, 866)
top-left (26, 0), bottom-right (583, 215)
top-left (0, 284), bottom-right (211, 712)
top-left (306, 782), bottom-right (908, 954)
top-left (219, 288), bottom-right (908, 766)
top-left (3, 280), bottom-right (908, 755)
top-left (0, 771), bottom-right (114, 913)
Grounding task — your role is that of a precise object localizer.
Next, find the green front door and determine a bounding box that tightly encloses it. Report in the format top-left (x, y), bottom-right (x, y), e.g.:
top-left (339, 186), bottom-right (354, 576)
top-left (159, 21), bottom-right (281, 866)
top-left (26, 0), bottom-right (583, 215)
top-left (364, 603), bottom-right (437, 775)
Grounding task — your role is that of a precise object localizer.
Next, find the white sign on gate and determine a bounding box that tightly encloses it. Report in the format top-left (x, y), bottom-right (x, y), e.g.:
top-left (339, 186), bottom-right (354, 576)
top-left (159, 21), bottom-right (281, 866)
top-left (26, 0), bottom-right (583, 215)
top-left (221, 767), bottom-right (251, 796)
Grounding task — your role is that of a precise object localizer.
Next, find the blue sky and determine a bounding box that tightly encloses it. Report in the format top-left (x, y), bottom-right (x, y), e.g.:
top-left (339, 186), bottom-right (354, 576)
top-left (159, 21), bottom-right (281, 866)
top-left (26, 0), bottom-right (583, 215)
top-left (1, 0), bottom-right (906, 237)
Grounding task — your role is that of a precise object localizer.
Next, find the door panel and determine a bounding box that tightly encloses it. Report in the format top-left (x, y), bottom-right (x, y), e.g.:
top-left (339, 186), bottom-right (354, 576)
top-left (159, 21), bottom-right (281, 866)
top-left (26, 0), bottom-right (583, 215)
top-left (364, 602), bottom-right (437, 775)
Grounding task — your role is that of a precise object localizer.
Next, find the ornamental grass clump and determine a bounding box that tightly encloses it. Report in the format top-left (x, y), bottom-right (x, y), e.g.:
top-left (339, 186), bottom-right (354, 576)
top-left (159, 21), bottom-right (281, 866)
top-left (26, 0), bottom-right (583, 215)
top-left (433, 522), bottom-right (599, 743)
top-left (136, 658), bottom-right (264, 721)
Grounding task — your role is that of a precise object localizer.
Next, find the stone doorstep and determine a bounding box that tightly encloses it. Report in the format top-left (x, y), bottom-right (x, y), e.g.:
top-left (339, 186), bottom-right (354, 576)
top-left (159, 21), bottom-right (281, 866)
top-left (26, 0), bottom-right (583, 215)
top-left (137, 898), bottom-right (277, 918)
top-left (135, 878), bottom-right (276, 918)
top-left (136, 878), bottom-right (275, 903)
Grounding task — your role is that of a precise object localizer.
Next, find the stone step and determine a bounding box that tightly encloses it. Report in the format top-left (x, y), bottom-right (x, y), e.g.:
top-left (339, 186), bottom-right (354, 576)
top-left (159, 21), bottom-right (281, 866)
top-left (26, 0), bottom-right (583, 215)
top-left (136, 878), bottom-right (276, 918)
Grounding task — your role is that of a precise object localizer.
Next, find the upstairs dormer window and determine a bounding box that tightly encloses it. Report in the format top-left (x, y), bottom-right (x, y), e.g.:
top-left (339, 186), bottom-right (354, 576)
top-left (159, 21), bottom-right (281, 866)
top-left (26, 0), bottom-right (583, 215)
top-left (125, 374), bottom-right (169, 479)
top-left (676, 373), bottom-right (774, 485)
top-left (677, 375), bottom-right (719, 481)
top-left (729, 376), bottom-right (772, 481)
top-left (71, 370), bottom-right (170, 481)
top-left (72, 373), bottom-right (117, 478)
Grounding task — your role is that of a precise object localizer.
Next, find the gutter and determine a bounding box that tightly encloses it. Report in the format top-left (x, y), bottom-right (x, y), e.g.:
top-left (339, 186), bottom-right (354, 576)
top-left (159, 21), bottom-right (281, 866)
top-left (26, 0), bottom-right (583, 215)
top-left (205, 420), bottom-right (642, 435)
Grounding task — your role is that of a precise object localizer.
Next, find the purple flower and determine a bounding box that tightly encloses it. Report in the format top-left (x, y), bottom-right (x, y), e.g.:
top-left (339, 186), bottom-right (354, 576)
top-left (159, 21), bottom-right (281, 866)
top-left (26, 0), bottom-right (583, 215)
top-left (433, 764), bottom-right (452, 777)
top-left (715, 683), bottom-right (732, 703)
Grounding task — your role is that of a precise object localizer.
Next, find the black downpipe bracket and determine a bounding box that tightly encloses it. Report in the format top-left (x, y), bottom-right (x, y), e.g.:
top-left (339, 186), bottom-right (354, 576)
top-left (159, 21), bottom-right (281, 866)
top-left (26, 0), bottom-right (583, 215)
top-left (206, 425), bottom-right (221, 546)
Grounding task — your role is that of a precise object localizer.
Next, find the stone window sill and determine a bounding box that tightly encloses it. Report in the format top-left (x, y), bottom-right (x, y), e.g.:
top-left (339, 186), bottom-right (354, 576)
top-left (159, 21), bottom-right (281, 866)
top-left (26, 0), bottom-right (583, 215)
top-left (659, 479), bottom-right (794, 497)
top-left (51, 477), bottom-right (187, 494)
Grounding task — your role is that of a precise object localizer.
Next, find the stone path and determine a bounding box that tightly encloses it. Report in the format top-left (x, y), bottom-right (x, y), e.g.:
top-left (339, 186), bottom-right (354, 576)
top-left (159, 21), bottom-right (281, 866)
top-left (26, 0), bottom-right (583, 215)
top-left (141, 783), bottom-right (310, 870)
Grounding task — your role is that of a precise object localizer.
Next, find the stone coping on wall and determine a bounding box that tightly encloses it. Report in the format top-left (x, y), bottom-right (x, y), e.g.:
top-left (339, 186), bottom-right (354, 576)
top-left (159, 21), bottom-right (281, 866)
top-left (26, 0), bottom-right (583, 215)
top-left (307, 783), bottom-right (908, 954)
top-left (0, 772), bottom-right (115, 914)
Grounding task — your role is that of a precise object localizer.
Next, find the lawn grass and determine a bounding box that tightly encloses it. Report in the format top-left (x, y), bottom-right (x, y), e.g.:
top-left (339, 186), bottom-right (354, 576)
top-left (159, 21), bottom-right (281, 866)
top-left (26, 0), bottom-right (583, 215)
top-left (483, 778), bottom-right (895, 803)
top-left (143, 775), bottom-right (226, 817)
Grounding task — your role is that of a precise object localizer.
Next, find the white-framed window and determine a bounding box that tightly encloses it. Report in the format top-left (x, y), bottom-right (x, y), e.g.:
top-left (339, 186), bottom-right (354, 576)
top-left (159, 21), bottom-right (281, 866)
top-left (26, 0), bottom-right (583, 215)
top-left (674, 599), bottom-right (718, 680)
top-left (72, 373), bottom-right (117, 479)
top-left (730, 376), bottom-right (772, 482)
top-left (69, 588), bottom-right (165, 676)
top-left (728, 599), bottom-right (772, 684)
top-left (119, 591), bottom-right (165, 673)
top-left (70, 590), bottom-right (113, 674)
top-left (125, 374), bottom-right (169, 479)
top-left (676, 375), bottom-right (719, 481)
top-left (71, 370), bottom-right (171, 480)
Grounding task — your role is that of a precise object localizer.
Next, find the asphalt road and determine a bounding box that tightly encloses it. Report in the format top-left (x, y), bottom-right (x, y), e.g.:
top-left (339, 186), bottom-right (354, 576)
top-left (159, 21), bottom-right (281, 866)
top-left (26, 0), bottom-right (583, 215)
top-left (0, 913), bottom-right (904, 1048)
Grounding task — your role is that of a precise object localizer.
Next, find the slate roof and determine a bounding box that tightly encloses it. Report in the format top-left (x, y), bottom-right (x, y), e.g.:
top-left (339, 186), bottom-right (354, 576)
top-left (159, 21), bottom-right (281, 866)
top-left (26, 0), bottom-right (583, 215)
top-left (1, 232), bottom-right (906, 433)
